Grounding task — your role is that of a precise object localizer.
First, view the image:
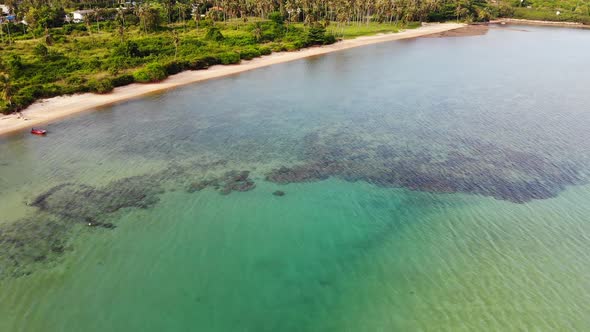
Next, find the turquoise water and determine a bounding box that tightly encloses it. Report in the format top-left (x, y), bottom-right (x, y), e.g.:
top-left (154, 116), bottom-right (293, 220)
top-left (1, 25), bottom-right (590, 331)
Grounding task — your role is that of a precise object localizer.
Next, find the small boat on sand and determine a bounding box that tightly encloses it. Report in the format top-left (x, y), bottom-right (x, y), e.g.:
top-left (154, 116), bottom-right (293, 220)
top-left (31, 128), bottom-right (47, 136)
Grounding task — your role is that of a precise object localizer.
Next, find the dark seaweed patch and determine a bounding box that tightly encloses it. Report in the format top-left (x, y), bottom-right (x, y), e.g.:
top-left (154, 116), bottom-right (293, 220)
top-left (0, 173), bottom-right (167, 279)
top-left (0, 160), bottom-right (244, 279)
top-left (0, 216), bottom-right (70, 278)
top-left (266, 131), bottom-right (582, 203)
top-left (30, 176), bottom-right (163, 222)
top-left (188, 170), bottom-right (256, 195)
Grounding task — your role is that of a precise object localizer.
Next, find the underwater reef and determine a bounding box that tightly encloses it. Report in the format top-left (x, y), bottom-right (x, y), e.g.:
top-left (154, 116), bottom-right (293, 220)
top-left (266, 130), bottom-right (583, 203)
top-left (0, 161), bottom-right (256, 279)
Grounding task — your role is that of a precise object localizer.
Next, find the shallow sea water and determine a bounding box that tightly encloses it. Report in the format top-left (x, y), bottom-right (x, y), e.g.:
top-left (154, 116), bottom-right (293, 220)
top-left (1, 24), bottom-right (590, 331)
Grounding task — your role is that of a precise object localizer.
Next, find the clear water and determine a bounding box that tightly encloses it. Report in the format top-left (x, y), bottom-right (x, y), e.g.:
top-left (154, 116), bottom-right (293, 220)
top-left (1, 25), bottom-right (590, 331)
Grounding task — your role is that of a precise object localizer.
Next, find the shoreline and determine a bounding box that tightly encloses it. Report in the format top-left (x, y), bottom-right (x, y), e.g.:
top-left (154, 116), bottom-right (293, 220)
top-left (0, 23), bottom-right (464, 137)
top-left (490, 18), bottom-right (589, 29)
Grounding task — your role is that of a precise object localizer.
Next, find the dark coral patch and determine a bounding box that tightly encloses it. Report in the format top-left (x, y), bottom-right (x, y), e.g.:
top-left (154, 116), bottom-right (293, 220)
top-left (0, 216), bottom-right (70, 278)
top-left (0, 173), bottom-right (167, 279)
top-left (188, 170), bottom-right (256, 195)
top-left (31, 176), bottom-right (163, 222)
top-left (0, 160), bottom-right (238, 279)
top-left (266, 131), bottom-right (582, 203)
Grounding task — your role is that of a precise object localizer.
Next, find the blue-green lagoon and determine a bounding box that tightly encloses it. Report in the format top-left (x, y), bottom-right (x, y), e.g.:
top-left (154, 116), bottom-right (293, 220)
top-left (1, 25), bottom-right (590, 331)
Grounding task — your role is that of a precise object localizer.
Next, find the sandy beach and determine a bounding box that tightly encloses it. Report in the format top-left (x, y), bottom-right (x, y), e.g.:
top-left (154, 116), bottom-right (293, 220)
top-left (0, 22), bottom-right (464, 136)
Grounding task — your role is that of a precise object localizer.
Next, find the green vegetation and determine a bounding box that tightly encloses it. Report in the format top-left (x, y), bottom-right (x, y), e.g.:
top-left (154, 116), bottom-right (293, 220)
top-left (495, 0), bottom-right (590, 23)
top-left (0, 12), bottom-right (340, 114)
top-left (0, 0), bottom-right (587, 114)
top-left (510, 7), bottom-right (590, 24)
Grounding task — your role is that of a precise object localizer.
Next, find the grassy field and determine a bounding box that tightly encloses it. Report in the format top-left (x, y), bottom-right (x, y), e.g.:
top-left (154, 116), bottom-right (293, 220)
top-left (326, 21), bottom-right (421, 39)
top-left (510, 7), bottom-right (590, 23)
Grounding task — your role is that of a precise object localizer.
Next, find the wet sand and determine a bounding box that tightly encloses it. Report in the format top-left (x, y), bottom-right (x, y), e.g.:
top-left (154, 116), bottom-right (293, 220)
top-left (421, 24), bottom-right (489, 37)
top-left (0, 23), bottom-right (464, 136)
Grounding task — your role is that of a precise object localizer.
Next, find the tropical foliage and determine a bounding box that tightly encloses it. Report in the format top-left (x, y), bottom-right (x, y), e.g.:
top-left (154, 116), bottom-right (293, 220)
top-left (0, 0), bottom-right (587, 113)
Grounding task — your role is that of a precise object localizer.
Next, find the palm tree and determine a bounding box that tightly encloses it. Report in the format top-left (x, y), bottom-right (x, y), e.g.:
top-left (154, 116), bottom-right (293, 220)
top-left (193, 1), bottom-right (201, 32)
top-left (172, 31), bottom-right (180, 59)
top-left (115, 8), bottom-right (127, 42)
top-left (0, 73), bottom-right (13, 107)
top-left (136, 4), bottom-right (149, 34)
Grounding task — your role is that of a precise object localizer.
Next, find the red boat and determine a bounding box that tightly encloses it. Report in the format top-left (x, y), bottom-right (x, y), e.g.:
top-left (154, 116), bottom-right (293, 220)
top-left (31, 128), bottom-right (47, 136)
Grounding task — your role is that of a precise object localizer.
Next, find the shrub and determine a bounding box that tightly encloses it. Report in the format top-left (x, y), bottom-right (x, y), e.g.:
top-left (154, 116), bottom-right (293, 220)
top-left (63, 24), bottom-right (88, 34)
top-left (133, 62), bottom-right (167, 83)
top-left (12, 86), bottom-right (39, 109)
top-left (239, 47), bottom-right (261, 60)
top-left (112, 74), bottom-right (135, 87)
top-left (88, 77), bottom-right (114, 94)
top-left (39, 84), bottom-right (63, 98)
top-left (259, 46), bottom-right (272, 55)
top-left (163, 60), bottom-right (189, 75)
top-left (112, 40), bottom-right (141, 58)
top-left (65, 75), bottom-right (87, 86)
top-left (323, 33), bottom-right (337, 45)
top-left (217, 52), bottom-right (240, 65)
top-left (283, 42), bottom-right (299, 51)
top-left (205, 26), bottom-right (224, 42)
top-left (33, 44), bottom-right (49, 58)
top-left (84, 57), bottom-right (102, 70)
top-left (307, 24), bottom-right (328, 46)
top-left (268, 12), bottom-right (285, 25)
top-left (269, 43), bottom-right (287, 52)
top-left (6, 54), bottom-right (23, 76)
top-left (188, 56), bottom-right (220, 70)
top-left (0, 101), bottom-right (12, 114)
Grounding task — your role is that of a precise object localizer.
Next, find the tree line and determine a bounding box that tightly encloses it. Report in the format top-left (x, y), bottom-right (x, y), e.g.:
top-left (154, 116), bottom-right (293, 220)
top-left (0, 0), bottom-right (507, 114)
top-left (3, 0), bottom-right (499, 32)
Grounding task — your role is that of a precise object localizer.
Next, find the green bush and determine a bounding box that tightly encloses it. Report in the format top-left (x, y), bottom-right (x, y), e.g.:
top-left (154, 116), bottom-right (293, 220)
top-left (259, 46), bottom-right (272, 55)
top-left (205, 26), bottom-right (224, 42)
top-left (6, 54), bottom-right (24, 76)
top-left (63, 24), bottom-right (87, 34)
top-left (12, 85), bottom-right (43, 109)
top-left (239, 47), bottom-right (261, 60)
top-left (269, 43), bottom-right (287, 52)
top-left (88, 77), bottom-right (114, 94)
top-left (33, 44), bottom-right (48, 58)
top-left (133, 62), bottom-right (168, 83)
top-left (65, 75), bottom-right (87, 86)
top-left (283, 42), bottom-right (299, 51)
top-left (512, 8), bottom-right (590, 24)
top-left (217, 52), bottom-right (240, 65)
top-left (112, 74), bottom-right (135, 87)
top-left (323, 33), bottom-right (337, 45)
top-left (188, 56), bottom-right (221, 70)
top-left (112, 40), bottom-right (141, 58)
top-left (163, 60), bottom-right (189, 75)
top-left (0, 101), bottom-right (12, 114)
top-left (307, 24), bottom-right (333, 46)
top-left (268, 12), bottom-right (285, 25)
